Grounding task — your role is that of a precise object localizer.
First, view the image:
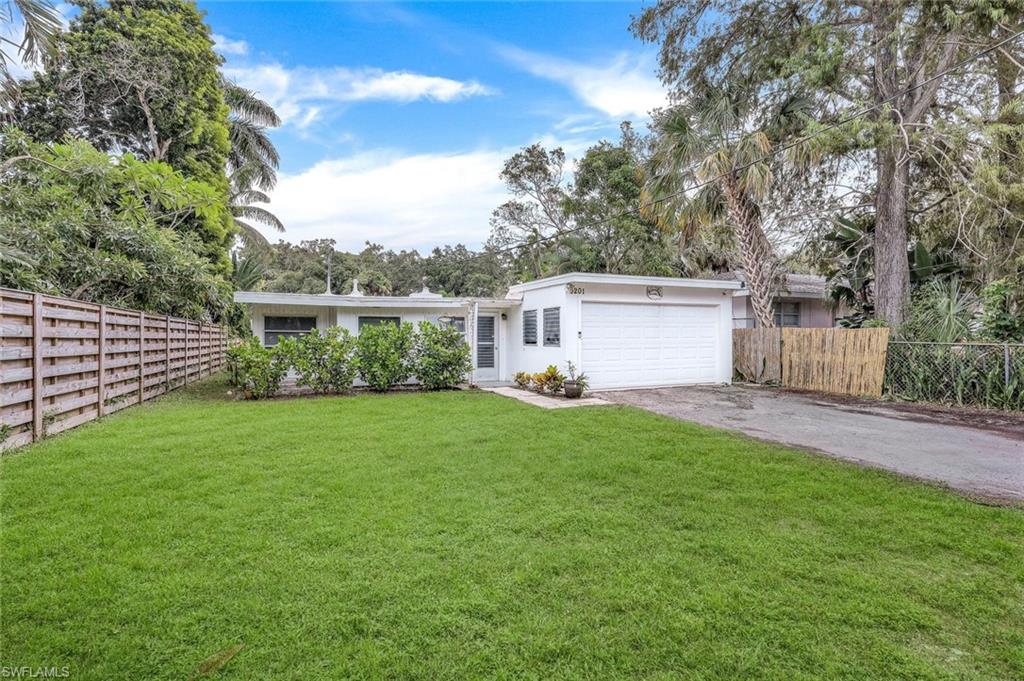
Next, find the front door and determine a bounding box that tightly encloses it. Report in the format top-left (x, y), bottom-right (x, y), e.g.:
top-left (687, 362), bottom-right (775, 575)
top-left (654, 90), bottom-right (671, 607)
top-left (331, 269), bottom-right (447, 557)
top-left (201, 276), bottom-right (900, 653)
top-left (475, 314), bottom-right (498, 381)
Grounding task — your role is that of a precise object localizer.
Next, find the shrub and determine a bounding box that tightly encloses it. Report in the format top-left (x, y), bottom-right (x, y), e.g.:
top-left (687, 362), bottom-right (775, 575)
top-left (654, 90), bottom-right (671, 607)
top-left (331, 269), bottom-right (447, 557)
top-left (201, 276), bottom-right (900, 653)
top-left (290, 327), bottom-right (359, 394)
top-left (980, 278), bottom-right (1024, 342)
top-left (226, 336), bottom-right (290, 399)
top-left (412, 321), bottom-right (472, 390)
top-left (356, 322), bottom-right (414, 391)
top-left (532, 365), bottom-right (565, 394)
top-left (899, 278), bottom-right (979, 342)
top-left (513, 371), bottom-right (532, 389)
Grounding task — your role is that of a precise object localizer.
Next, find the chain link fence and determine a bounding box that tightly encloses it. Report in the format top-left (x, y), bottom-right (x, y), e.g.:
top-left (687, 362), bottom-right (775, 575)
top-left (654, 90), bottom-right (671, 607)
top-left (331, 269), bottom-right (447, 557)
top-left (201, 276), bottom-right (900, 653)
top-left (885, 341), bottom-right (1024, 410)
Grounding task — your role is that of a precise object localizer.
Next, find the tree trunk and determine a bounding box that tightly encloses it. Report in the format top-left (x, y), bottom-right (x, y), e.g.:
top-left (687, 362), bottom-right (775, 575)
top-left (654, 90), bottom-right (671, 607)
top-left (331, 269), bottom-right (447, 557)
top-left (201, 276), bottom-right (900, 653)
top-left (721, 174), bottom-right (775, 328)
top-left (870, 1), bottom-right (911, 327)
top-left (873, 139), bottom-right (911, 326)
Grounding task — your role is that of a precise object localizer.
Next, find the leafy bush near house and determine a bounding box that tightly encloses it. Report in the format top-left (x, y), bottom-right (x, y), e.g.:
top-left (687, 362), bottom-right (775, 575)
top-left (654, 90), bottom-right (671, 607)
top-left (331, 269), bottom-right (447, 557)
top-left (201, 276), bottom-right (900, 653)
top-left (288, 327), bottom-right (359, 394)
top-left (357, 322), bottom-right (415, 391)
top-left (980, 278), bottom-right (1024, 341)
top-left (532, 365), bottom-right (565, 394)
top-left (513, 371), bottom-right (532, 389)
top-left (226, 336), bottom-right (290, 399)
top-left (412, 321), bottom-right (472, 390)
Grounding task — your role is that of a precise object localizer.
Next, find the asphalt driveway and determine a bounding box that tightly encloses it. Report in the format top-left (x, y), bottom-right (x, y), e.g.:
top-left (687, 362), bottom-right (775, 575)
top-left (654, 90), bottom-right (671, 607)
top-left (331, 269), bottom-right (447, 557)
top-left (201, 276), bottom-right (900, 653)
top-left (599, 385), bottom-right (1024, 503)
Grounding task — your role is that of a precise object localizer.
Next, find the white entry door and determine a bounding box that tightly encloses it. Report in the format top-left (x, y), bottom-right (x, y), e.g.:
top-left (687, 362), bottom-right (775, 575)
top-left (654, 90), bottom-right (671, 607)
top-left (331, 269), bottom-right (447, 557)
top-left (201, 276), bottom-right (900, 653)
top-left (581, 302), bottom-right (720, 389)
top-left (475, 314), bottom-right (498, 381)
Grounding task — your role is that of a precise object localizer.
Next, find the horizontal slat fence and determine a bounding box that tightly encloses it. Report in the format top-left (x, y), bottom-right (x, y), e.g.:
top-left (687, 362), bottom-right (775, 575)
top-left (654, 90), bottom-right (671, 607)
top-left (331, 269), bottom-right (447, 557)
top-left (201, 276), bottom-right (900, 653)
top-left (733, 327), bottom-right (890, 397)
top-left (1, 288), bottom-right (227, 451)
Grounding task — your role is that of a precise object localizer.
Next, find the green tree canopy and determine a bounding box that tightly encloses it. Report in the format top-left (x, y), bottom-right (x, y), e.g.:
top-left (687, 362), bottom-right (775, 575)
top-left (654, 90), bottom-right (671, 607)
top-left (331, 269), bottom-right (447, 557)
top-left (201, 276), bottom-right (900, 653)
top-left (16, 0), bottom-right (230, 186)
top-left (0, 131), bottom-right (233, 321)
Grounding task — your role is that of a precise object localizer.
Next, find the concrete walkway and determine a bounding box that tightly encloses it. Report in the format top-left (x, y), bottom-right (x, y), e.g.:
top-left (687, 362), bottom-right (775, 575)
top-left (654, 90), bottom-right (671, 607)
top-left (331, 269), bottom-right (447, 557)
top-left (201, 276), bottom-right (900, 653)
top-left (481, 386), bottom-right (609, 409)
top-left (600, 385), bottom-right (1024, 503)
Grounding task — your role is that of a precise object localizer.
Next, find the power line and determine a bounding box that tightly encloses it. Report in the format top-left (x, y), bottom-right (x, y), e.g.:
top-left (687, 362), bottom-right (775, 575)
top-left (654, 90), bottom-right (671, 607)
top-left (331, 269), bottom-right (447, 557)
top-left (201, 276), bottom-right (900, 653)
top-left (463, 26), bottom-right (1024, 266)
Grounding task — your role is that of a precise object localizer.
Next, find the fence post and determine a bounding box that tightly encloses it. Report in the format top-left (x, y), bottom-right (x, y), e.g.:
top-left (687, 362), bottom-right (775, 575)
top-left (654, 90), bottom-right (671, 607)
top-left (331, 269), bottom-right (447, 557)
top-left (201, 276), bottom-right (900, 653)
top-left (1006, 344), bottom-right (1012, 388)
top-left (165, 315), bottom-right (171, 391)
top-left (138, 312), bottom-right (145, 404)
top-left (97, 305), bottom-right (106, 417)
top-left (183, 322), bottom-right (189, 385)
top-left (778, 331), bottom-right (785, 387)
top-left (31, 292), bottom-right (43, 442)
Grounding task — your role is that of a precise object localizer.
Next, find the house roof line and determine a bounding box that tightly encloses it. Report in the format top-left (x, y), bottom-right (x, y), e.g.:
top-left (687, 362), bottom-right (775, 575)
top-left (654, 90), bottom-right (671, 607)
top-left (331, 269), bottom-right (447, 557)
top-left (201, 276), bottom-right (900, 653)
top-left (506, 272), bottom-right (742, 294)
top-left (235, 273), bottom-right (740, 307)
top-left (233, 291), bottom-right (522, 308)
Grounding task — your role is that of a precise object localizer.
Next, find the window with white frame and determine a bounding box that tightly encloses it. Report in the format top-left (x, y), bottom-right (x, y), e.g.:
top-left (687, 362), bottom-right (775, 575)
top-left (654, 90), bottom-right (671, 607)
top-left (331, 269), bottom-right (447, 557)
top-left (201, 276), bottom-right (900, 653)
top-left (264, 316), bottom-right (316, 346)
top-left (522, 310), bottom-right (537, 346)
top-left (773, 302), bottom-right (801, 327)
top-left (358, 316), bottom-right (401, 331)
top-left (543, 307), bottom-right (560, 346)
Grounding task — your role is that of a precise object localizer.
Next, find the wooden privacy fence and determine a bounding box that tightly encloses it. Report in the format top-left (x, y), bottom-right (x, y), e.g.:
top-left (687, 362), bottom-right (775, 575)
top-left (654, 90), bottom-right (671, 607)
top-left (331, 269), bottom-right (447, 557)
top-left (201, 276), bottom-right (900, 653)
top-left (1, 288), bottom-right (227, 451)
top-left (733, 327), bottom-right (891, 397)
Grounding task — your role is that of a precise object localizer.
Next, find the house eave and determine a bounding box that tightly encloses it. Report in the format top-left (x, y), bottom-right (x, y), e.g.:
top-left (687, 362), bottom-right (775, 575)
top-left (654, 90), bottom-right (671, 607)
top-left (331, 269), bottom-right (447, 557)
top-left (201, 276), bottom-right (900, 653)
top-left (233, 291), bottom-right (472, 308)
top-left (506, 272), bottom-right (742, 295)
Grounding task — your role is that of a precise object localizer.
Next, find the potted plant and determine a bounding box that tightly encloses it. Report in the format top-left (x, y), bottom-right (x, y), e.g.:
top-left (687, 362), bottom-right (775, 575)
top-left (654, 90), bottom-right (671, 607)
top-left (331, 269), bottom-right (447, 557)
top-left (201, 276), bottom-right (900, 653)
top-left (563, 361), bottom-right (588, 398)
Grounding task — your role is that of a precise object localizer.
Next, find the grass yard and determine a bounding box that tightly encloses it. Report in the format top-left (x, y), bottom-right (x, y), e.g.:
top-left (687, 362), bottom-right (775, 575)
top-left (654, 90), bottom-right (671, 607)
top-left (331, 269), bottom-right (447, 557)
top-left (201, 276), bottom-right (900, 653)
top-left (1, 378), bottom-right (1022, 680)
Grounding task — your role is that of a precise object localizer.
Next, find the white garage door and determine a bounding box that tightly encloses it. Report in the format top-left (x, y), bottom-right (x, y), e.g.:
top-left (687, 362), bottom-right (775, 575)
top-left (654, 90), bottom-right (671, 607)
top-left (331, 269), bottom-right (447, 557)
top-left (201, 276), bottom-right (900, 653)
top-left (581, 302), bottom-right (721, 389)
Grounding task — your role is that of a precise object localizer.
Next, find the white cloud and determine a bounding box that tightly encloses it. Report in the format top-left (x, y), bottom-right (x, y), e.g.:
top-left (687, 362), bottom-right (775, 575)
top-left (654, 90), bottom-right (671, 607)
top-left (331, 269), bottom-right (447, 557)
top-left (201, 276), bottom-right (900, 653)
top-left (263, 149), bottom-right (511, 251)
top-left (498, 45), bottom-right (666, 120)
top-left (221, 63), bottom-right (495, 128)
top-left (212, 33), bottom-right (249, 56)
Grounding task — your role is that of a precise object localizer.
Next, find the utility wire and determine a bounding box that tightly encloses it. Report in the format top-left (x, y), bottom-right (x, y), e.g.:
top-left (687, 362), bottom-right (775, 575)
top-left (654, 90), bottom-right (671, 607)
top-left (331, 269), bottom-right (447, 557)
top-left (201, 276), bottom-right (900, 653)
top-left (460, 27), bottom-right (1024, 265)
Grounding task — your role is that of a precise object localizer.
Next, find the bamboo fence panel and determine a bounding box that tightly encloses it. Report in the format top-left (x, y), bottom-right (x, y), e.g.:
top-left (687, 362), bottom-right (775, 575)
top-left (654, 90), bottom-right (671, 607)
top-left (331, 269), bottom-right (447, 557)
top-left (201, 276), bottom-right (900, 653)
top-left (1, 288), bottom-right (227, 451)
top-left (733, 328), bottom-right (782, 383)
top-left (732, 327), bottom-right (891, 398)
top-left (781, 327), bottom-right (890, 397)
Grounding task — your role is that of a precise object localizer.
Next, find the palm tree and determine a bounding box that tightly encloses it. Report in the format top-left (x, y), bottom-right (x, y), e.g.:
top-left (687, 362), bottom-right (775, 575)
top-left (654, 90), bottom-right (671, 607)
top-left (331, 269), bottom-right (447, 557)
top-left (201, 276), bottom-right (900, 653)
top-left (0, 0), bottom-right (61, 103)
top-left (644, 88), bottom-right (808, 328)
top-left (221, 78), bottom-right (284, 247)
top-left (222, 77), bottom-right (280, 190)
top-left (231, 250), bottom-right (265, 291)
top-left (229, 163), bottom-right (284, 248)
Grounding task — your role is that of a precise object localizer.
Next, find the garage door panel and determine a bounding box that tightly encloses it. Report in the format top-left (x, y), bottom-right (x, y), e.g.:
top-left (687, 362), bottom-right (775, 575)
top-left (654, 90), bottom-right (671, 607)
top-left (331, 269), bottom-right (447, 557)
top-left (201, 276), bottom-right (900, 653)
top-left (581, 302), bottom-right (720, 389)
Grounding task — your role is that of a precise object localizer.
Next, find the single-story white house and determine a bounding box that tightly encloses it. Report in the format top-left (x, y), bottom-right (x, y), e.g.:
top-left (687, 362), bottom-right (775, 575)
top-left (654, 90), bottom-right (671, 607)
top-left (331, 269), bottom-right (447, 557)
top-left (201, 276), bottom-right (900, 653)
top-left (234, 272), bottom-right (741, 390)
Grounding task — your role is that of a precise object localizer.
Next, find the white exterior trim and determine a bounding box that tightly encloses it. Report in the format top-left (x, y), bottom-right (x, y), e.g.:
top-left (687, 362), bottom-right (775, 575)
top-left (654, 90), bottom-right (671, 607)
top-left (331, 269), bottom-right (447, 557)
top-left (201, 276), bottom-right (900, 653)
top-left (235, 291), bottom-right (469, 308)
top-left (507, 272), bottom-right (742, 295)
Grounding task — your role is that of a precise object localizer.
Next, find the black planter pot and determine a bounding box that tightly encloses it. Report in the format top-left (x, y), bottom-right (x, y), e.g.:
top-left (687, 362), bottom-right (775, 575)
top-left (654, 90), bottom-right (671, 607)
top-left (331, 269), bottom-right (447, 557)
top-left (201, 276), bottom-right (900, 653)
top-left (563, 382), bottom-right (583, 399)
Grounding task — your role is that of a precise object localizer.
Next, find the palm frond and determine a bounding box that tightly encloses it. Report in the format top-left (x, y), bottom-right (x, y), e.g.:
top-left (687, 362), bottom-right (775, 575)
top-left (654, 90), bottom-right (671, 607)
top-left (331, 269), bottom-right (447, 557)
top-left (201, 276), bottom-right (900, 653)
top-left (232, 219), bottom-right (271, 248)
top-left (232, 204), bottom-right (285, 232)
top-left (227, 119), bottom-right (279, 189)
top-left (231, 253), bottom-right (266, 290)
top-left (231, 188), bottom-right (271, 205)
top-left (222, 78), bottom-right (281, 127)
top-left (13, 0), bottom-right (60, 67)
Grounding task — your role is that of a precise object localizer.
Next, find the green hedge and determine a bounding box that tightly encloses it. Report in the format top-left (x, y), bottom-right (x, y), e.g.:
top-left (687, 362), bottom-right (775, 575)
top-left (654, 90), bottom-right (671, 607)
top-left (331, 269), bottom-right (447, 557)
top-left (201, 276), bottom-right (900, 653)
top-left (227, 322), bottom-right (472, 399)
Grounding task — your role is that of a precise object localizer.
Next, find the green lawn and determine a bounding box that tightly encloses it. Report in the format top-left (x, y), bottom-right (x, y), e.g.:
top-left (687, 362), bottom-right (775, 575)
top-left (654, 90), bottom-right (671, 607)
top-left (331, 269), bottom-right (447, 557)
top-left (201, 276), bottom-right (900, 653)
top-left (2, 378), bottom-right (1022, 680)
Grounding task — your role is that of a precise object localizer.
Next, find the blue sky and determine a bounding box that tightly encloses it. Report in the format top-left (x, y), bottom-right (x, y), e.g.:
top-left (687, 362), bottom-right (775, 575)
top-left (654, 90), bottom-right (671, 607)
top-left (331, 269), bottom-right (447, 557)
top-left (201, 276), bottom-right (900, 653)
top-left (200, 1), bottom-right (666, 252)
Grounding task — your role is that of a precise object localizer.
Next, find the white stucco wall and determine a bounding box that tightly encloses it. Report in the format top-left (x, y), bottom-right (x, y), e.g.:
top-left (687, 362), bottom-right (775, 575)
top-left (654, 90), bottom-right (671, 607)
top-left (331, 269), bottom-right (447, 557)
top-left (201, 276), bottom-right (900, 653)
top-left (505, 280), bottom-right (735, 385)
top-left (507, 285), bottom-right (570, 377)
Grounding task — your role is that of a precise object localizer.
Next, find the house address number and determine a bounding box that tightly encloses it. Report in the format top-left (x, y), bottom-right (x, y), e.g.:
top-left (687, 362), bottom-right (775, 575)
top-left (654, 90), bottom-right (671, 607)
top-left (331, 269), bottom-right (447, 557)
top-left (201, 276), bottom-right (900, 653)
top-left (566, 284), bottom-right (585, 295)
